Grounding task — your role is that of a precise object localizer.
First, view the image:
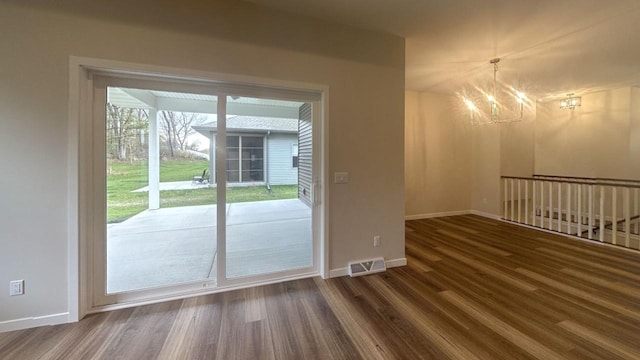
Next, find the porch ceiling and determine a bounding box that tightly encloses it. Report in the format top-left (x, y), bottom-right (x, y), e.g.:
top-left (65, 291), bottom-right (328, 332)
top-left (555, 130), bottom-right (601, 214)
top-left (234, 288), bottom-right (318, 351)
top-left (107, 87), bottom-right (304, 118)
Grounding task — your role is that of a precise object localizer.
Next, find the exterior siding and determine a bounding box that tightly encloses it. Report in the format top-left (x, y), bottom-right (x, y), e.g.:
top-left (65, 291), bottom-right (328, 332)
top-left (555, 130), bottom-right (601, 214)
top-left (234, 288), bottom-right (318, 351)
top-left (298, 103), bottom-right (313, 206)
top-left (267, 133), bottom-right (298, 185)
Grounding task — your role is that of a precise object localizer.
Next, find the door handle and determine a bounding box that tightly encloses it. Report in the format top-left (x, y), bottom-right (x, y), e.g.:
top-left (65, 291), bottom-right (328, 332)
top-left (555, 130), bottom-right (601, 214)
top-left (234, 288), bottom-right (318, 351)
top-left (313, 180), bottom-right (320, 206)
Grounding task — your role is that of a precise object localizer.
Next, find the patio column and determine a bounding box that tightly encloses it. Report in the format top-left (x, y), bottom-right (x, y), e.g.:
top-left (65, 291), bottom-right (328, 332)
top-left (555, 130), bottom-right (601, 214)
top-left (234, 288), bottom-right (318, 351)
top-left (149, 108), bottom-right (160, 209)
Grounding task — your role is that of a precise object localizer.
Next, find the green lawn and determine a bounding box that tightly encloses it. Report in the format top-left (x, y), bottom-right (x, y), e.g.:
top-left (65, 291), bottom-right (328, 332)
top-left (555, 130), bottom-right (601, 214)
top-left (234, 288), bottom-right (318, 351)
top-left (107, 159), bottom-right (297, 223)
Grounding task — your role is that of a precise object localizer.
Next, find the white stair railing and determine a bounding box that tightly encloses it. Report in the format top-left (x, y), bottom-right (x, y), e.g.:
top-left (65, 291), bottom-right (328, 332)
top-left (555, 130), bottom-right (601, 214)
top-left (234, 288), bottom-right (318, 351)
top-left (501, 175), bottom-right (640, 250)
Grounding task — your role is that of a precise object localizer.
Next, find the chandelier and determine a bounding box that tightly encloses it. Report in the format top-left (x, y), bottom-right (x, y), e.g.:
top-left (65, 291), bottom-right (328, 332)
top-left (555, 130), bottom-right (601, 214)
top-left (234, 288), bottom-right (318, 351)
top-left (560, 93), bottom-right (581, 110)
top-left (462, 58), bottom-right (526, 124)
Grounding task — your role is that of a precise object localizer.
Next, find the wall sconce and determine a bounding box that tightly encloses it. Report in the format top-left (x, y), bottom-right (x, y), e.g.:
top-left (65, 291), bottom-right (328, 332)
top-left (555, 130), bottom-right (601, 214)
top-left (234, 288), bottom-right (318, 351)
top-left (560, 93), bottom-right (581, 110)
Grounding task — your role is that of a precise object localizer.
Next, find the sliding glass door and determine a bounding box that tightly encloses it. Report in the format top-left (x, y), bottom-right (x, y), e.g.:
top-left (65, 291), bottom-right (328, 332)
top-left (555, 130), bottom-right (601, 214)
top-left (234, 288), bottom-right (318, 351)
top-left (91, 75), bottom-right (320, 307)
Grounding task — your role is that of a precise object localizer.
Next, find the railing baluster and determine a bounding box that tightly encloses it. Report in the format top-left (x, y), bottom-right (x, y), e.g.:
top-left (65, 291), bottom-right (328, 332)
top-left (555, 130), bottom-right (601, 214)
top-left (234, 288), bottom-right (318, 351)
top-left (548, 182), bottom-right (553, 230)
top-left (585, 184), bottom-right (589, 227)
top-left (558, 182), bottom-right (562, 232)
top-left (503, 178), bottom-right (508, 219)
top-left (624, 187), bottom-right (630, 248)
top-left (612, 187), bottom-right (617, 245)
top-left (567, 183), bottom-right (572, 234)
top-left (541, 181), bottom-right (545, 228)
top-left (525, 180), bottom-right (529, 225)
top-left (517, 179), bottom-right (521, 223)
top-left (635, 188), bottom-right (639, 235)
top-left (588, 185), bottom-right (594, 240)
top-left (577, 184), bottom-right (582, 237)
top-left (510, 179), bottom-right (515, 222)
top-left (532, 180), bottom-right (537, 227)
top-left (599, 185), bottom-right (605, 242)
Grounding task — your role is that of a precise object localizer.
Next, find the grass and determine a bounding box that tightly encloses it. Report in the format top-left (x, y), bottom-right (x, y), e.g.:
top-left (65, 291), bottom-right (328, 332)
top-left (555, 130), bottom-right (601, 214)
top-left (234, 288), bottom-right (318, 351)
top-left (107, 159), bottom-right (298, 223)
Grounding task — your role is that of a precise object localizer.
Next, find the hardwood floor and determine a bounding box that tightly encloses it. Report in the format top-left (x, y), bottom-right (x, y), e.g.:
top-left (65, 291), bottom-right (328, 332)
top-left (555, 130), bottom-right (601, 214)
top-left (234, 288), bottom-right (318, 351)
top-left (2, 215), bottom-right (640, 359)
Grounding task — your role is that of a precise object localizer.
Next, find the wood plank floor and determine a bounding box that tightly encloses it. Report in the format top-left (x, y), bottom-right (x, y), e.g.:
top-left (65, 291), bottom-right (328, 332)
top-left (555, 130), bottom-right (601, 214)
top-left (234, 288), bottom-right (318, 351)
top-left (2, 215), bottom-right (640, 359)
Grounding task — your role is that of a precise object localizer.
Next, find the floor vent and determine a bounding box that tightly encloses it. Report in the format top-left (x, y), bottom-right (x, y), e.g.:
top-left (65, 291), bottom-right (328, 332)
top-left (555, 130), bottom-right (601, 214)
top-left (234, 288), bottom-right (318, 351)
top-left (348, 257), bottom-right (386, 277)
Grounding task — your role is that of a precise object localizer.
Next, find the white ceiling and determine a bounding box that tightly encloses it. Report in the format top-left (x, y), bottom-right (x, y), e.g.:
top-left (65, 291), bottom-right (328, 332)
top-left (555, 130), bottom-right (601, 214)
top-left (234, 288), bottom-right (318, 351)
top-left (246, 0), bottom-right (640, 99)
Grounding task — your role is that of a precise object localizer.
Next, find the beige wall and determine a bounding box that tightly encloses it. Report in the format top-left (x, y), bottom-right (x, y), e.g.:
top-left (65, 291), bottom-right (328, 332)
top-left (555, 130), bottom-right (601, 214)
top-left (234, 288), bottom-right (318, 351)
top-left (0, 2), bottom-right (405, 327)
top-left (535, 87), bottom-right (638, 179)
top-left (405, 91), bottom-right (472, 217)
top-left (501, 119), bottom-right (536, 178)
top-left (471, 125), bottom-right (502, 215)
top-left (405, 91), bottom-right (535, 217)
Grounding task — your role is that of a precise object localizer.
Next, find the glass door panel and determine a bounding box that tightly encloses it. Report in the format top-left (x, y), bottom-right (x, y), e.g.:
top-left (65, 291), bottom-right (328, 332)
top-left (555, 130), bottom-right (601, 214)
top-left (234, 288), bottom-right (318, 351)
top-left (104, 85), bottom-right (218, 295)
top-left (223, 96), bottom-right (313, 279)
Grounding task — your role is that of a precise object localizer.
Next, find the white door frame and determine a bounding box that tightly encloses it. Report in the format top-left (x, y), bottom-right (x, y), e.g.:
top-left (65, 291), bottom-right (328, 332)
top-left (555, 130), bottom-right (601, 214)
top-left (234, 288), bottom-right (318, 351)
top-left (68, 56), bottom-right (329, 320)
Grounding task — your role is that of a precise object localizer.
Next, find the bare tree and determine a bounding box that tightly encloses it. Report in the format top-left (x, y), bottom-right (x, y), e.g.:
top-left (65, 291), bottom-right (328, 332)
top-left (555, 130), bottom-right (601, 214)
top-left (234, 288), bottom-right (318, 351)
top-left (160, 111), bottom-right (204, 157)
top-left (160, 110), bottom-right (176, 157)
top-left (106, 104), bottom-right (149, 160)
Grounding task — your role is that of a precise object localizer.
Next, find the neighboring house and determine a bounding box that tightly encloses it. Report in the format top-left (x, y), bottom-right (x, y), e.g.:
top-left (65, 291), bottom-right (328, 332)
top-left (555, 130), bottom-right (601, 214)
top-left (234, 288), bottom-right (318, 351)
top-left (192, 116), bottom-right (300, 186)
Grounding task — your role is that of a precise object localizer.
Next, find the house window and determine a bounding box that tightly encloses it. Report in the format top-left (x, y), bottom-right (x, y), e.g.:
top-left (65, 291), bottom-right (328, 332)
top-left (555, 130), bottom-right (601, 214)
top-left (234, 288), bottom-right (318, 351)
top-left (226, 135), bottom-right (264, 182)
top-left (292, 143), bottom-right (299, 168)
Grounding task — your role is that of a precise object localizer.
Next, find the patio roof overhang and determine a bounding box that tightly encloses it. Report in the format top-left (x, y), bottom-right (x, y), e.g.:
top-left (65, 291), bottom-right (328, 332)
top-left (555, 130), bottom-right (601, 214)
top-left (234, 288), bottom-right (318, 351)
top-left (192, 115), bottom-right (299, 138)
top-left (107, 87), bottom-right (303, 118)
top-left (191, 126), bottom-right (298, 138)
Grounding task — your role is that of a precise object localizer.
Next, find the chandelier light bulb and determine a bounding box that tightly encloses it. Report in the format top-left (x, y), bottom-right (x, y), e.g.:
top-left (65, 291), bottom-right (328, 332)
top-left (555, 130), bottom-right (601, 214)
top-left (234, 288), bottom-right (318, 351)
top-left (463, 98), bottom-right (475, 110)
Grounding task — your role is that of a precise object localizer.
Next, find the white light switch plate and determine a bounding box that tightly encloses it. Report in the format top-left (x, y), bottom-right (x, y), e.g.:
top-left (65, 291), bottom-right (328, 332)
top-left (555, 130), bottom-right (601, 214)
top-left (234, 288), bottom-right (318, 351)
top-left (334, 172), bottom-right (349, 184)
top-left (10, 280), bottom-right (24, 296)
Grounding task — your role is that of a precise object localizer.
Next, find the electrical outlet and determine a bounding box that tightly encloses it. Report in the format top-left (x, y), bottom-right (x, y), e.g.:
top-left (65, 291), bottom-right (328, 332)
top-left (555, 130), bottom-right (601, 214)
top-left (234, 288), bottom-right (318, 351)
top-left (373, 235), bottom-right (381, 247)
top-left (10, 280), bottom-right (24, 296)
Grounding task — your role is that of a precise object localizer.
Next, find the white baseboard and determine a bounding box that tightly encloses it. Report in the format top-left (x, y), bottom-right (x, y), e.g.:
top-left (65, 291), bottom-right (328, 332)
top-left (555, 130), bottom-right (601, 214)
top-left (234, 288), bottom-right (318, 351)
top-left (328, 266), bottom-right (348, 278)
top-left (0, 312), bottom-right (69, 333)
top-left (405, 210), bottom-right (471, 220)
top-left (469, 210), bottom-right (501, 220)
top-left (404, 210), bottom-right (501, 221)
top-left (329, 257), bottom-right (407, 278)
top-left (385, 257), bottom-right (407, 268)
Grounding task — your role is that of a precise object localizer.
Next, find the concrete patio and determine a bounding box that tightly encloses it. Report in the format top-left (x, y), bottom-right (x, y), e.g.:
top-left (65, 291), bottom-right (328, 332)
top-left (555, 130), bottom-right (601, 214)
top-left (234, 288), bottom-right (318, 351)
top-left (106, 199), bottom-right (312, 293)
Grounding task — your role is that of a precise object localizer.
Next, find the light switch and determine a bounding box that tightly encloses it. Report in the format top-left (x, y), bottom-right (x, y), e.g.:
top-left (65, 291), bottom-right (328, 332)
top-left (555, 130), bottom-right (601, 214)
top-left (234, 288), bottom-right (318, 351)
top-left (334, 172), bottom-right (349, 184)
